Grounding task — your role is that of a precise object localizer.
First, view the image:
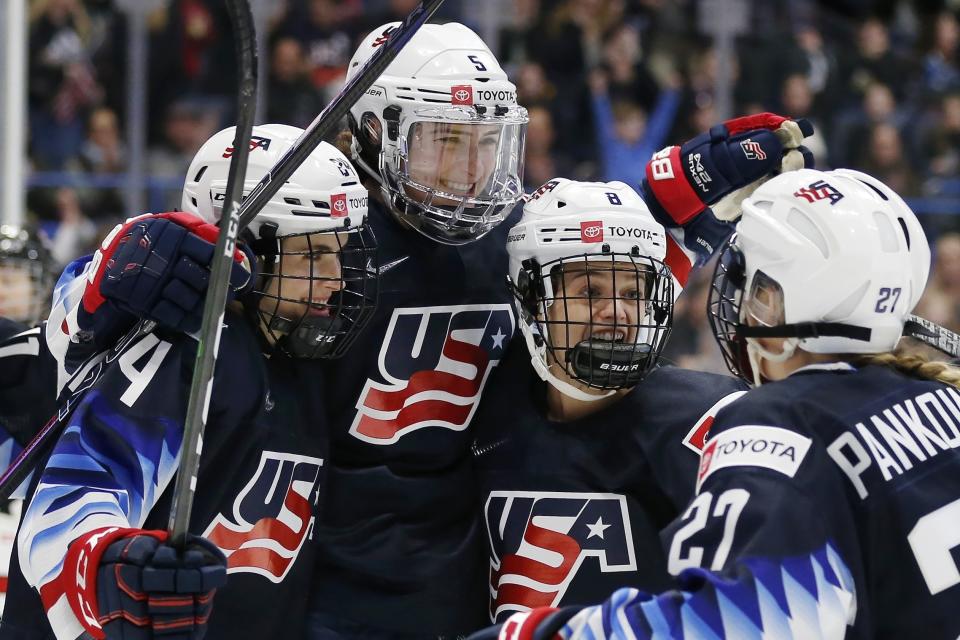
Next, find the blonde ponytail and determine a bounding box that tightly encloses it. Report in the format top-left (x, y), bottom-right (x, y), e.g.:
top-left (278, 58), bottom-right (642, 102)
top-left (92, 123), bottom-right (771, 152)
top-left (853, 348), bottom-right (960, 388)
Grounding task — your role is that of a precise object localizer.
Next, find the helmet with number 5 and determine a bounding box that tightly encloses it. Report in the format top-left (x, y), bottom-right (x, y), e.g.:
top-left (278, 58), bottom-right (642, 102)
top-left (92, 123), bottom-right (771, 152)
top-left (347, 22), bottom-right (528, 245)
top-left (506, 179), bottom-right (675, 401)
top-left (182, 123), bottom-right (378, 359)
top-left (708, 167), bottom-right (930, 385)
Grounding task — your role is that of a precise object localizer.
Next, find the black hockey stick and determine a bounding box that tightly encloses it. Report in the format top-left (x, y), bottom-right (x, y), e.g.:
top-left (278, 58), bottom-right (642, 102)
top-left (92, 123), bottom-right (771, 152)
top-left (0, 0), bottom-right (446, 509)
top-left (166, 0), bottom-right (446, 544)
top-left (167, 0), bottom-right (259, 546)
top-left (234, 0), bottom-right (445, 230)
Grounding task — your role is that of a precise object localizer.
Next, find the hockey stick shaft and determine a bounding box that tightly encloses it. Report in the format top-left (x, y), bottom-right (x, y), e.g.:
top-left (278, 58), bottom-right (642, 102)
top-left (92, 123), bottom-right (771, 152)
top-left (904, 314), bottom-right (960, 358)
top-left (167, 0), bottom-right (445, 545)
top-left (236, 0), bottom-right (446, 230)
top-left (167, 0), bottom-right (259, 546)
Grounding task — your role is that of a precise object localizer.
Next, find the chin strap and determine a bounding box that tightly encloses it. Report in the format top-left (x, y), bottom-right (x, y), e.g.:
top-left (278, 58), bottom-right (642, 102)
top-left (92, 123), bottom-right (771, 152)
top-left (519, 316), bottom-right (614, 402)
top-left (745, 336), bottom-right (799, 387)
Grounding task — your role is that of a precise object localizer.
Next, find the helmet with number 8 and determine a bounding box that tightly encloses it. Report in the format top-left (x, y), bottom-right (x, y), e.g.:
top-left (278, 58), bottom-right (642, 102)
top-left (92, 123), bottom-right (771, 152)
top-left (708, 167), bottom-right (930, 386)
top-left (346, 22), bottom-right (528, 245)
top-left (506, 178), bottom-right (675, 401)
top-left (182, 123), bottom-right (378, 359)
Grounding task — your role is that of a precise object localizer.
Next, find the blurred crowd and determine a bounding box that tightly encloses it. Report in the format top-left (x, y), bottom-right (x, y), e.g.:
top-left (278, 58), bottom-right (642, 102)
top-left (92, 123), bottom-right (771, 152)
top-left (19, 0), bottom-right (960, 370)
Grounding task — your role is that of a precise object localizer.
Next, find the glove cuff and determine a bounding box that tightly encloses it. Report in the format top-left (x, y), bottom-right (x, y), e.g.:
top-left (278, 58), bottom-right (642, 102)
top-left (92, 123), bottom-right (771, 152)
top-left (40, 527), bottom-right (168, 640)
top-left (645, 146), bottom-right (708, 225)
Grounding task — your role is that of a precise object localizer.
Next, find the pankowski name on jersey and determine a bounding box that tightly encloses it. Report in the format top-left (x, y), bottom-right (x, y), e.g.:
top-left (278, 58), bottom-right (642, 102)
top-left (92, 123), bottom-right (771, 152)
top-left (350, 304), bottom-right (515, 444)
top-left (485, 491), bottom-right (635, 621)
top-left (203, 451), bottom-right (323, 583)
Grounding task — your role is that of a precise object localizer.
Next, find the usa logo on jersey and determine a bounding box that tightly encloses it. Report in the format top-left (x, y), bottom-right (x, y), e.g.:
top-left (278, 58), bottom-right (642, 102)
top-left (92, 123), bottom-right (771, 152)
top-left (350, 304), bottom-right (514, 444)
top-left (485, 491), bottom-right (636, 621)
top-left (203, 452), bottom-right (323, 583)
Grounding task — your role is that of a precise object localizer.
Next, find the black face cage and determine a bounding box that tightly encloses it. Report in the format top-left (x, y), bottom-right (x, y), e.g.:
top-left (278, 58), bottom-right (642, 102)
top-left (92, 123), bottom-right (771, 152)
top-left (707, 238), bottom-right (753, 381)
top-left (250, 223), bottom-right (378, 359)
top-left (515, 253), bottom-right (674, 390)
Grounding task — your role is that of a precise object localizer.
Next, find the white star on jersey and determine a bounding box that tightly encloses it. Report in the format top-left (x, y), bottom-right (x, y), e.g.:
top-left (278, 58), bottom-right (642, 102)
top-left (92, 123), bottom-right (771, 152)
top-left (491, 327), bottom-right (506, 349)
top-left (586, 517), bottom-right (611, 539)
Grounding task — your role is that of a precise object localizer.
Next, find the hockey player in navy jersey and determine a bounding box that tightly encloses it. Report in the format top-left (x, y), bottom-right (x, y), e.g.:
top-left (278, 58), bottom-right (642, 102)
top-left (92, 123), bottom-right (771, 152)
top-left (475, 168), bottom-right (960, 640)
top-left (0, 226), bottom-right (54, 339)
top-left (2, 123), bottom-right (378, 640)
top-left (472, 178), bottom-right (747, 623)
top-left (38, 21), bottom-right (818, 636)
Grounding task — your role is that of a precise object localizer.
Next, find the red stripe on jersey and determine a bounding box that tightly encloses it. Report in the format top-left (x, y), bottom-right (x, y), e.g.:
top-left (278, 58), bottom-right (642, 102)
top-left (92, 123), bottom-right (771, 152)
top-left (664, 235), bottom-right (692, 287)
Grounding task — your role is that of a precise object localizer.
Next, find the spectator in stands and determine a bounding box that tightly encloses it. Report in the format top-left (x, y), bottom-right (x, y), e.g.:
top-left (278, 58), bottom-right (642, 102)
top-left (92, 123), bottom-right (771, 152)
top-left (48, 187), bottom-right (97, 268)
top-left (73, 106), bottom-right (125, 220)
top-left (77, 107), bottom-right (124, 175)
top-left (843, 17), bottom-right (915, 104)
top-left (28, 0), bottom-right (104, 170)
top-left (589, 67), bottom-right (679, 186)
top-left (858, 122), bottom-right (921, 196)
top-left (923, 91), bottom-right (960, 179)
top-left (523, 106), bottom-right (560, 191)
top-left (147, 99), bottom-right (220, 209)
top-left (267, 37), bottom-right (325, 128)
top-left (922, 10), bottom-right (960, 95)
top-left (496, 0), bottom-right (541, 67)
top-left (915, 232), bottom-right (960, 332)
top-left (278, 0), bottom-right (359, 103)
top-left (599, 23), bottom-right (660, 111)
top-left (779, 73), bottom-right (828, 166)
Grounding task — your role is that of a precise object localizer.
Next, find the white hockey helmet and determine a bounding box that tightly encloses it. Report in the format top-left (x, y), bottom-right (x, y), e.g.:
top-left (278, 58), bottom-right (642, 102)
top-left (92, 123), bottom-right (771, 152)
top-left (347, 22), bottom-right (528, 245)
top-left (708, 167), bottom-right (930, 385)
top-left (507, 178), bottom-right (674, 400)
top-left (182, 123), bottom-right (378, 359)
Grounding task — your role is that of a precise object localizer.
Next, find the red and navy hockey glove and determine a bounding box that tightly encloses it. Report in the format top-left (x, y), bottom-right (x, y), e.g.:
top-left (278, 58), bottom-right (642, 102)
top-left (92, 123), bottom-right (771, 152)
top-left (79, 212), bottom-right (256, 345)
top-left (643, 112), bottom-right (815, 226)
top-left (51, 527), bottom-right (227, 640)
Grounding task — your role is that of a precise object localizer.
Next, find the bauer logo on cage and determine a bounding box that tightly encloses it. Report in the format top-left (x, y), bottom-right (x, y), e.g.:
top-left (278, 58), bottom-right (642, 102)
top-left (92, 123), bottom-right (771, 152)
top-left (349, 304), bottom-right (515, 444)
top-left (203, 451), bottom-right (324, 583)
top-left (484, 491), bottom-right (635, 621)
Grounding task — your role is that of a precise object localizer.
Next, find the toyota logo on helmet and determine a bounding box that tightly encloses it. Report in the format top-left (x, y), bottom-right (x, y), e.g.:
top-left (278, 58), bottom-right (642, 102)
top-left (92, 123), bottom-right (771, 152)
top-left (451, 85), bottom-right (474, 106)
top-left (330, 193), bottom-right (348, 217)
top-left (580, 221), bottom-right (603, 243)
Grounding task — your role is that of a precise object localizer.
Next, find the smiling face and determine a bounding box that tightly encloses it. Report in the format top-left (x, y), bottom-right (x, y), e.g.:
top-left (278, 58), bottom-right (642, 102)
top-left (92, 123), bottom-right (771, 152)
top-left (259, 232), bottom-right (345, 326)
top-left (404, 121), bottom-right (502, 204)
top-left (543, 262), bottom-right (649, 369)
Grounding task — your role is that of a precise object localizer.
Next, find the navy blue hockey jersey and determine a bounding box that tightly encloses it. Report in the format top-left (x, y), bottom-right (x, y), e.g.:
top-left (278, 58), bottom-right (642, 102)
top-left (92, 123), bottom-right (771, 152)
top-left (310, 200), bottom-right (519, 634)
top-left (539, 362), bottom-right (960, 639)
top-left (473, 343), bottom-right (746, 622)
top-left (311, 194), bottom-right (729, 635)
top-left (4, 309), bottom-right (328, 640)
top-left (0, 323), bottom-right (56, 451)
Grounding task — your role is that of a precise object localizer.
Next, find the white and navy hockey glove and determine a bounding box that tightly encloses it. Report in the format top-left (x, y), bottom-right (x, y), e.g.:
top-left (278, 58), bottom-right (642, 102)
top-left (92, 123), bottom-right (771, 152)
top-left (643, 112), bottom-right (815, 225)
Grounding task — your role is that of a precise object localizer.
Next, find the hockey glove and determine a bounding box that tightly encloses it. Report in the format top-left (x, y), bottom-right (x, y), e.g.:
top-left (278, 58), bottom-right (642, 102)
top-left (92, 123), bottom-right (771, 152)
top-left (466, 607), bottom-right (581, 640)
top-left (80, 212), bottom-right (256, 343)
top-left (643, 112), bottom-right (815, 224)
top-left (54, 527), bottom-right (227, 640)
